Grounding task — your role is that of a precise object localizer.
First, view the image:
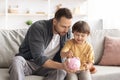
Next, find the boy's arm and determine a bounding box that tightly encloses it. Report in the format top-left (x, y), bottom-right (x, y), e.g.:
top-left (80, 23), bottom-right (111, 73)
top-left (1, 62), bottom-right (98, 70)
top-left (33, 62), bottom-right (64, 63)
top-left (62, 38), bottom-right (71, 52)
top-left (61, 50), bottom-right (74, 58)
top-left (84, 62), bottom-right (93, 69)
top-left (84, 62), bottom-right (97, 74)
top-left (60, 40), bottom-right (73, 58)
top-left (60, 51), bottom-right (68, 58)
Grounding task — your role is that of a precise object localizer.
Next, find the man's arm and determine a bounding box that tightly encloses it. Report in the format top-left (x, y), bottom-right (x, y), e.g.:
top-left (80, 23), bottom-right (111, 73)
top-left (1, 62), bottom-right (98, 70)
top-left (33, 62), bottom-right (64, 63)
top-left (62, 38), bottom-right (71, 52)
top-left (28, 22), bottom-right (49, 66)
top-left (43, 59), bottom-right (64, 69)
top-left (42, 59), bottom-right (76, 73)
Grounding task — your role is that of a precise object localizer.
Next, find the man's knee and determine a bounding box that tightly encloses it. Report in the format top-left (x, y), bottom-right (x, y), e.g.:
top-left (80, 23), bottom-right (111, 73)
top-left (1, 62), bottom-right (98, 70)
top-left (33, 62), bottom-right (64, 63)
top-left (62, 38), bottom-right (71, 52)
top-left (10, 56), bottom-right (27, 69)
top-left (12, 56), bottom-right (26, 64)
top-left (44, 69), bottom-right (67, 80)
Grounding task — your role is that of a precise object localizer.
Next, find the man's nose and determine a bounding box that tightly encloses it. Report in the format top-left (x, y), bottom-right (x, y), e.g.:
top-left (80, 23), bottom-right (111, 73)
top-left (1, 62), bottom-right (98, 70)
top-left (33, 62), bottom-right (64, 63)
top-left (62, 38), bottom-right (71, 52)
top-left (65, 28), bottom-right (69, 33)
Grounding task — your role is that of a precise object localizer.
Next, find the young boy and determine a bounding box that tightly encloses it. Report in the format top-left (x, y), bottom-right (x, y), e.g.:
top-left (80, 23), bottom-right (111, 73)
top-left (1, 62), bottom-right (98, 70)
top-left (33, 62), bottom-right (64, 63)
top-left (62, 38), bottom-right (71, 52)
top-left (60, 21), bottom-right (96, 80)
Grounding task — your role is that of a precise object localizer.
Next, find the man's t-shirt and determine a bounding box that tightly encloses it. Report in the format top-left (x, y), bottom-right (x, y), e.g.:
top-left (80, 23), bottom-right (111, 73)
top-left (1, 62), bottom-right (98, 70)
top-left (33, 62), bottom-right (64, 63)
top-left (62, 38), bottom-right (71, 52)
top-left (44, 34), bottom-right (60, 59)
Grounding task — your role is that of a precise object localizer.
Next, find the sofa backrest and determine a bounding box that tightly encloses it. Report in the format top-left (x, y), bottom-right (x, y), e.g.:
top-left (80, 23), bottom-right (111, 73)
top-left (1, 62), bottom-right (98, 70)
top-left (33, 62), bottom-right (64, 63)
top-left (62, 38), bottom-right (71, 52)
top-left (0, 29), bottom-right (120, 68)
top-left (0, 29), bottom-right (27, 68)
top-left (88, 29), bottom-right (120, 64)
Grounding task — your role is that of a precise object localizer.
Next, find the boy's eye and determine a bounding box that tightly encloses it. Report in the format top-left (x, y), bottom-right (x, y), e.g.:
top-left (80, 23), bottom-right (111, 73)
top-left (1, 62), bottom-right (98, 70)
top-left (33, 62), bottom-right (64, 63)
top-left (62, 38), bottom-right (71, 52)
top-left (75, 33), bottom-right (86, 37)
top-left (81, 35), bottom-right (85, 37)
top-left (75, 33), bottom-right (80, 36)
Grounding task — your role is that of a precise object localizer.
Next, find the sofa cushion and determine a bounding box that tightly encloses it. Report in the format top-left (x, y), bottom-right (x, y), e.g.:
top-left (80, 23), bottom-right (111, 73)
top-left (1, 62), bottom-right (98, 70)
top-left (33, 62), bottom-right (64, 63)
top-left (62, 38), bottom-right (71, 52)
top-left (92, 65), bottom-right (120, 80)
top-left (88, 29), bottom-right (120, 64)
top-left (0, 29), bottom-right (27, 68)
top-left (0, 69), bottom-right (9, 80)
top-left (25, 76), bottom-right (44, 80)
top-left (99, 36), bottom-right (120, 65)
top-left (0, 69), bottom-right (44, 80)
top-left (66, 65), bottom-right (120, 80)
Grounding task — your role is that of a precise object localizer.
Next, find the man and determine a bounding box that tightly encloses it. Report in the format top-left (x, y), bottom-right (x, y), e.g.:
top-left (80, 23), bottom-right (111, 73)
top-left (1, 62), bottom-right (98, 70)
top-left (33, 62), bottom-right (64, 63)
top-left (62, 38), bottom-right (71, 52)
top-left (9, 8), bottom-right (73, 80)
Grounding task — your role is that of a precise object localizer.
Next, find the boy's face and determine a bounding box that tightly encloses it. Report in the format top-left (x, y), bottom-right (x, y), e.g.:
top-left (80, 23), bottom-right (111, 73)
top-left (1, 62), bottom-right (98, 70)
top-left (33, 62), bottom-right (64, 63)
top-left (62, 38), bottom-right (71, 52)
top-left (73, 31), bottom-right (88, 44)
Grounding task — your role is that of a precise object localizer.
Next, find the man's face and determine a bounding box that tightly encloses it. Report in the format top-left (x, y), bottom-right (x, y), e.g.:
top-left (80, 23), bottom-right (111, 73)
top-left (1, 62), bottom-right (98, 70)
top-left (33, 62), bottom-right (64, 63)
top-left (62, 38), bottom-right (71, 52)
top-left (53, 17), bottom-right (72, 36)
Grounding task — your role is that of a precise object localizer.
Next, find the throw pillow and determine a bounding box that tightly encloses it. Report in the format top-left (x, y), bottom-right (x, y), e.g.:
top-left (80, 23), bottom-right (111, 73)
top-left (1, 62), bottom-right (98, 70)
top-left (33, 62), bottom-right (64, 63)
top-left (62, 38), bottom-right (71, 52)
top-left (99, 36), bottom-right (120, 66)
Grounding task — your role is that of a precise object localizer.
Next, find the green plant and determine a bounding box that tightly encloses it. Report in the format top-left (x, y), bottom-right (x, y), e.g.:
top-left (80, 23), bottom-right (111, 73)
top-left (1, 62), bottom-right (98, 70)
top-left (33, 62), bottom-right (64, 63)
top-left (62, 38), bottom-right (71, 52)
top-left (26, 20), bottom-right (33, 25)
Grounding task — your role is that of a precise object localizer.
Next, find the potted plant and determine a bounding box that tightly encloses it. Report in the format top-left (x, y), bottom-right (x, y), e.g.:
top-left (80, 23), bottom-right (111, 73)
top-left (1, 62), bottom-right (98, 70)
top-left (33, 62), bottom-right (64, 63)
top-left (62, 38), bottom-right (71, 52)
top-left (26, 20), bottom-right (33, 26)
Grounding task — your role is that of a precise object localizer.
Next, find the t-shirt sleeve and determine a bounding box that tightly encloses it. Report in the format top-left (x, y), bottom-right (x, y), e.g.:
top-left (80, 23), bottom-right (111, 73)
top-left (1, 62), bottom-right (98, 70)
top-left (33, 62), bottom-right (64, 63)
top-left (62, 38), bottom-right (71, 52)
top-left (87, 44), bottom-right (95, 63)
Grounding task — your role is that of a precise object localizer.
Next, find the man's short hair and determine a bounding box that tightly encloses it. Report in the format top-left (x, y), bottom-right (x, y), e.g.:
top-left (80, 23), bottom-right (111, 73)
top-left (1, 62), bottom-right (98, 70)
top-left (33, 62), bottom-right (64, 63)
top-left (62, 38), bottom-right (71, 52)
top-left (54, 8), bottom-right (72, 21)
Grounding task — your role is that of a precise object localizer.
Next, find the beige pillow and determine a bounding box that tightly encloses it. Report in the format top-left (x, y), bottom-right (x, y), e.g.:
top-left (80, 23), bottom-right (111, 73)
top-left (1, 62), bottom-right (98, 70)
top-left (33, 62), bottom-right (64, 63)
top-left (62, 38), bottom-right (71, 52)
top-left (99, 36), bottom-right (120, 66)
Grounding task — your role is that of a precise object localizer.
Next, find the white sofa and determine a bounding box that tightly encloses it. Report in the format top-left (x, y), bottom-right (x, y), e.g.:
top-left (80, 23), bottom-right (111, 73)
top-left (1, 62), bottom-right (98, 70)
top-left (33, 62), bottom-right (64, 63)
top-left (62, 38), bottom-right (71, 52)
top-left (89, 29), bottom-right (120, 80)
top-left (0, 29), bottom-right (120, 80)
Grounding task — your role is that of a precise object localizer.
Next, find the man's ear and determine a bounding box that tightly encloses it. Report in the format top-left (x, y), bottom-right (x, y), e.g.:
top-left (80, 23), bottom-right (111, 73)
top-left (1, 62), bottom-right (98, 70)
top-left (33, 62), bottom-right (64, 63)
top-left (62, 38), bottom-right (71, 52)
top-left (53, 18), bottom-right (57, 25)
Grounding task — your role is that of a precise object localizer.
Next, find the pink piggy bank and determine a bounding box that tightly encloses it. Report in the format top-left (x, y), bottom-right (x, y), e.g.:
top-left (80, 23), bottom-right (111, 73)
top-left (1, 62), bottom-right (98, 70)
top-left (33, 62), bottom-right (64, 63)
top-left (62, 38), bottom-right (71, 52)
top-left (67, 57), bottom-right (81, 70)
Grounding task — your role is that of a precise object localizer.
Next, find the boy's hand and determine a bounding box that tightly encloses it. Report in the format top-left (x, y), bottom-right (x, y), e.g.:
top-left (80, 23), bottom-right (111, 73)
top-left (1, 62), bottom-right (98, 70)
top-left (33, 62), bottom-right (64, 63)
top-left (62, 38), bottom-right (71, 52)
top-left (60, 50), bottom-right (73, 58)
top-left (83, 63), bottom-right (89, 70)
top-left (66, 50), bottom-right (74, 58)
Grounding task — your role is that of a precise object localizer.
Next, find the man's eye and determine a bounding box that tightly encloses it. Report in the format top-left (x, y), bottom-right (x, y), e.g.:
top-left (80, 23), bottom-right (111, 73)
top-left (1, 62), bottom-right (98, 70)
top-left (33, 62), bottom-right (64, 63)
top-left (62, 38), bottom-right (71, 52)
top-left (62, 26), bottom-right (66, 28)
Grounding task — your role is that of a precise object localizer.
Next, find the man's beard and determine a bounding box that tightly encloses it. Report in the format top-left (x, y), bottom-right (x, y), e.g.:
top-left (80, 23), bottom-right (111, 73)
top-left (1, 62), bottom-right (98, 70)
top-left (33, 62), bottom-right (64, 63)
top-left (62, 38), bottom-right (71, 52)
top-left (54, 27), bottom-right (66, 36)
top-left (54, 26), bottom-right (60, 34)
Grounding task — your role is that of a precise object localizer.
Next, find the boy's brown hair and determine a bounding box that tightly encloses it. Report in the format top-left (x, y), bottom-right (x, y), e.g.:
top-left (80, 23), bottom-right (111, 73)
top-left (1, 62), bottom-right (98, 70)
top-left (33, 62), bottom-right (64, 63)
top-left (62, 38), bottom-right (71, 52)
top-left (72, 21), bottom-right (90, 35)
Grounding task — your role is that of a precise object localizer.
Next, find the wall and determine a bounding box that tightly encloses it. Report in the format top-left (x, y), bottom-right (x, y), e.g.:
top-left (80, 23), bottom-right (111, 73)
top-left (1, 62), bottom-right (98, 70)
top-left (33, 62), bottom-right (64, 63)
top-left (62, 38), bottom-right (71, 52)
top-left (0, 0), bottom-right (49, 29)
top-left (88, 0), bottom-right (120, 29)
top-left (0, 0), bottom-right (103, 30)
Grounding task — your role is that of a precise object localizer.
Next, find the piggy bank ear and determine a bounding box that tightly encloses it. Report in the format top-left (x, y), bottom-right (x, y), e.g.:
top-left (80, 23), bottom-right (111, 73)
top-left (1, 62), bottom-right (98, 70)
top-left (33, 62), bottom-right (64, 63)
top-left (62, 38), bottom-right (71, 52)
top-left (67, 58), bottom-right (70, 63)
